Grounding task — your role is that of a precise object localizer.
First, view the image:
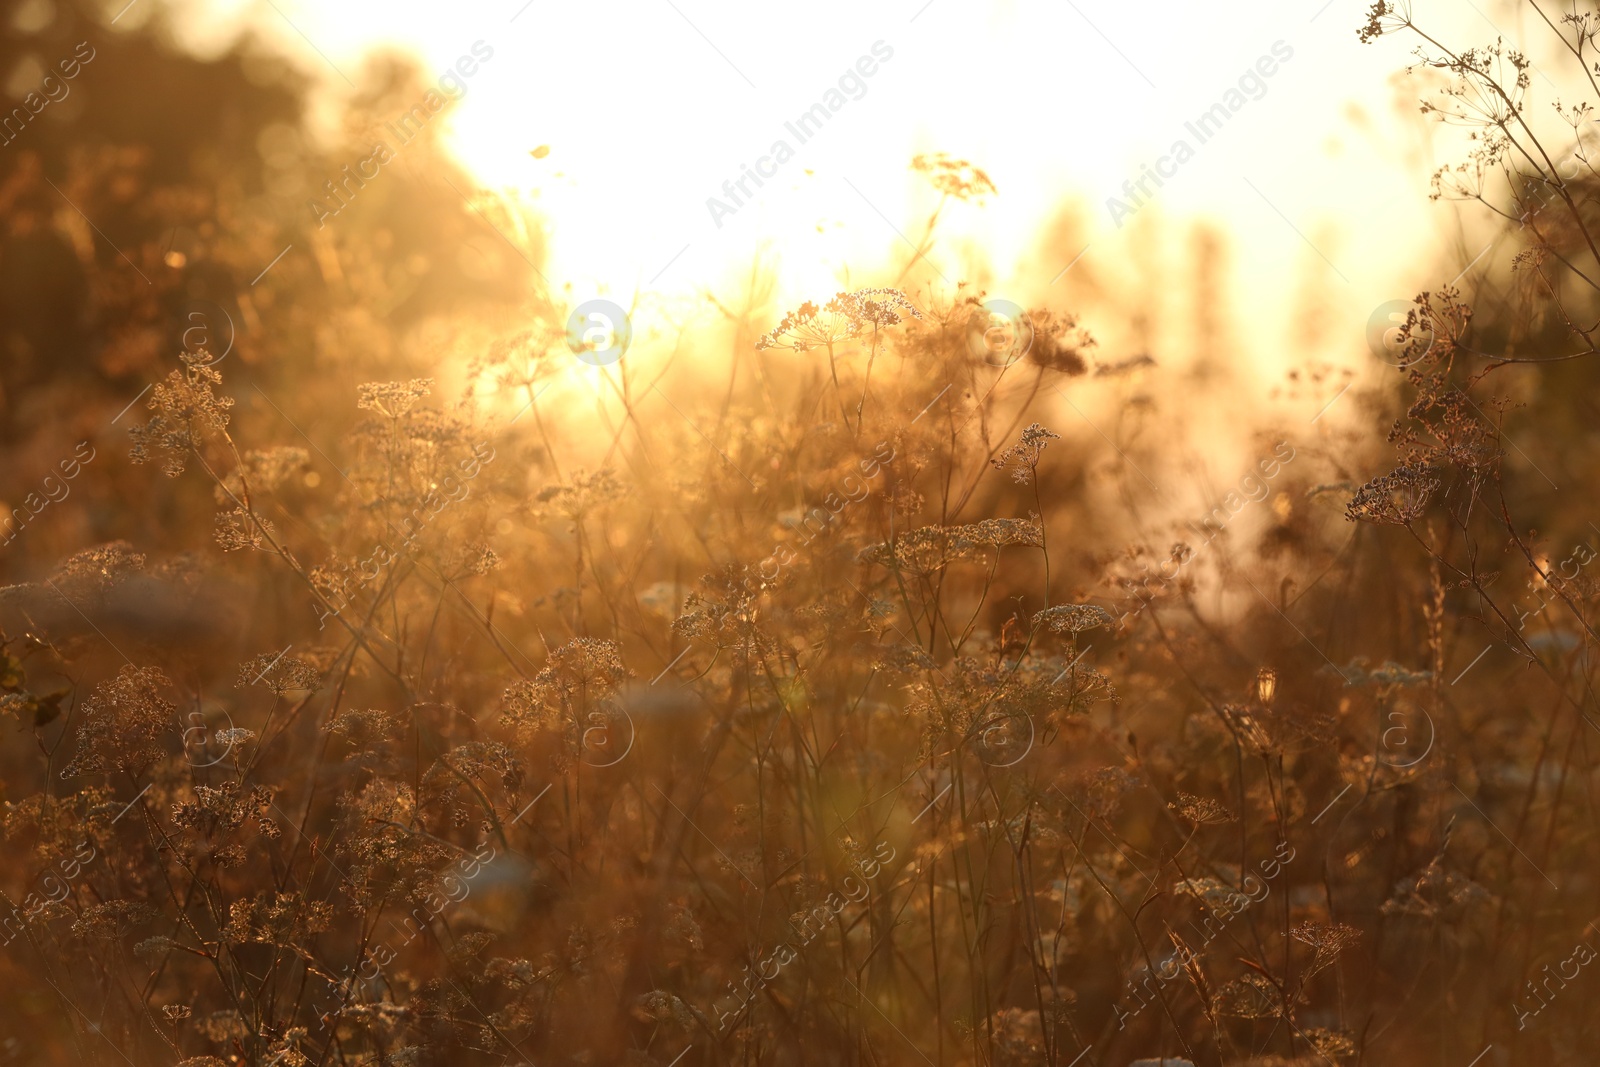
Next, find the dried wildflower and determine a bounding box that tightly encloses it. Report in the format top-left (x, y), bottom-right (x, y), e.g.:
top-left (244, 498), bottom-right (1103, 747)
top-left (1292, 921), bottom-right (1361, 982)
top-left (0, 692), bottom-right (30, 719)
top-left (671, 569), bottom-right (770, 651)
top-left (331, 707), bottom-right (400, 747)
top-left (56, 541), bottom-right (146, 594)
top-left (450, 932), bottom-right (498, 965)
top-left (133, 940), bottom-right (176, 966)
top-left (546, 637), bottom-right (627, 691)
top-left (4, 788), bottom-right (114, 859)
top-left (988, 1006), bottom-right (1045, 1067)
top-left (357, 378), bottom-right (434, 418)
top-left (992, 423), bottom-right (1061, 484)
top-left (1303, 1029), bottom-right (1357, 1059)
top-left (860, 516), bottom-right (1045, 574)
top-left (61, 665), bottom-right (175, 777)
top-left (172, 781), bottom-right (274, 833)
top-left (1335, 658), bottom-right (1433, 687)
top-left (213, 727), bottom-right (256, 752)
top-left (1022, 307), bottom-right (1095, 375)
top-left (873, 642), bottom-right (937, 673)
top-left (1212, 972), bottom-right (1281, 1018)
top-left (502, 637), bottom-right (628, 740)
top-left (214, 505), bottom-right (273, 551)
top-left (342, 777), bottom-right (416, 826)
top-left (830, 286), bottom-right (923, 331)
top-left (220, 890), bottom-right (334, 947)
top-left (967, 516), bottom-right (1047, 548)
top-left (1169, 792), bottom-right (1237, 826)
top-left (1033, 603), bottom-right (1114, 635)
top-left (422, 740), bottom-right (525, 806)
top-left (756, 288), bottom-right (922, 351)
top-left (1346, 464), bottom-right (1440, 525)
top-left (535, 468), bottom-right (625, 520)
top-left (268, 1029), bottom-right (311, 1067)
top-left (1382, 852), bottom-right (1491, 921)
top-left (477, 322), bottom-right (566, 393)
top-left (1357, 0), bottom-right (1406, 43)
top-left (212, 843), bottom-right (247, 868)
top-left (912, 153), bottom-right (997, 201)
top-left (128, 353), bottom-right (235, 477)
top-left (71, 899), bottom-right (156, 940)
top-left (160, 1003), bottom-right (192, 1022)
top-left (459, 542), bottom-right (501, 575)
top-left (236, 651), bottom-right (322, 694)
top-left (632, 991), bottom-right (696, 1029)
top-left (904, 646), bottom-right (1110, 757)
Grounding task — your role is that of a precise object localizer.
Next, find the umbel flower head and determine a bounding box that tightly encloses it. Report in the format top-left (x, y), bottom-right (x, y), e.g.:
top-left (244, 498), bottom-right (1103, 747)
top-left (1032, 603), bottom-right (1114, 636)
top-left (671, 566), bottom-right (772, 652)
top-left (911, 152), bottom-right (997, 202)
top-left (357, 378), bottom-right (434, 418)
top-left (1292, 921), bottom-right (1361, 982)
top-left (992, 423), bottom-right (1061, 484)
top-left (535, 468), bottom-right (625, 521)
top-left (502, 637), bottom-right (629, 738)
top-left (236, 651), bottom-right (323, 695)
top-left (52, 541), bottom-right (147, 598)
top-left (128, 352), bottom-right (236, 477)
top-left (1168, 791), bottom-right (1237, 826)
top-left (756, 288), bottom-right (923, 351)
top-left (1357, 1), bottom-right (1410, 43)
top-left (1345, 463), bottom-right (1440, 525)
top-left (214, 506), bottom-right (274, 552)
top-left (859, 516), bottom-right (1044, 575)
top-left (61, 665), bottom-right (176, 777)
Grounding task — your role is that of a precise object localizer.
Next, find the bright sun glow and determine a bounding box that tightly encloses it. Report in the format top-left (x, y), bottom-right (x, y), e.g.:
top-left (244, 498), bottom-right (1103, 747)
top-left (8, 6), bottom-right (1600, 1062)
top-left (141, 0), bottom-right (1551, 386)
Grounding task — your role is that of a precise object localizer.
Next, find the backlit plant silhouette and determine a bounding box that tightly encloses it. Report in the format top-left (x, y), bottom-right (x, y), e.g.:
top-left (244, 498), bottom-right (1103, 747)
top-left (3, 3), bottom-right (1600, 1065)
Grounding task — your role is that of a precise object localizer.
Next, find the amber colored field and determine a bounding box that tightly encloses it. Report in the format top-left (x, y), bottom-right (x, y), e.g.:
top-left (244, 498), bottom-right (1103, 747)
top-left (2, 2), bottom-right (1600, 1065)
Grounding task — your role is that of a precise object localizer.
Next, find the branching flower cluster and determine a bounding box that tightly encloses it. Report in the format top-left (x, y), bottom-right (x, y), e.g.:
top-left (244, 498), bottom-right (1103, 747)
top-left (755, 287), bottom-right (923, 351)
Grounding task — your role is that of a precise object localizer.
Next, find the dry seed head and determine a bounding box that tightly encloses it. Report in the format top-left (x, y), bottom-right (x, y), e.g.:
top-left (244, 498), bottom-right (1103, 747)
top-left (991, 423), bottom-right (1061, 484)
top-left (1170, 792), bottom-right (1237, 826)
top-left (356, 378), bottom-right (434, 418)
top-left (755, 287), bottom-right (922, 351)
top-left (1346, 463), bottom-right (1440, 525)
top-left (1034, 603), bottom-right (1114, 635)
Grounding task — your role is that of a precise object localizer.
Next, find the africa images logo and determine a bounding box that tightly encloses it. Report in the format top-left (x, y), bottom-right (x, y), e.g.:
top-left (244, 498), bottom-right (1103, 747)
top-left (308, 41), bottom-right (495, 228)
top-left (1106, 40), bottom-right (1294, 228)
top-left (704, 41), bottom-right (895, 229)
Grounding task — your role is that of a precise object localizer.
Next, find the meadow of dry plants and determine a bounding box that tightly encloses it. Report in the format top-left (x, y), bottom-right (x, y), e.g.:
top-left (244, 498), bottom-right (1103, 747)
top-left (3, 1), bottom-right (1600, 1065)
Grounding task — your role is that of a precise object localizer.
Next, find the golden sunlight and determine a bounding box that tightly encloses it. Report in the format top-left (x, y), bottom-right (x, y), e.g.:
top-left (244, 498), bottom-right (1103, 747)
top-left (144, 0), bottom-right (1489, 378)
top-left (3, 0), bottom-right (1598, 1063)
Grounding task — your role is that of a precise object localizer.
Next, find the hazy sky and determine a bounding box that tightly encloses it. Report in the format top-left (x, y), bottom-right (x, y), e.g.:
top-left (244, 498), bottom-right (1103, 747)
top-left (127, 0), bottom-right (1569, 399)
